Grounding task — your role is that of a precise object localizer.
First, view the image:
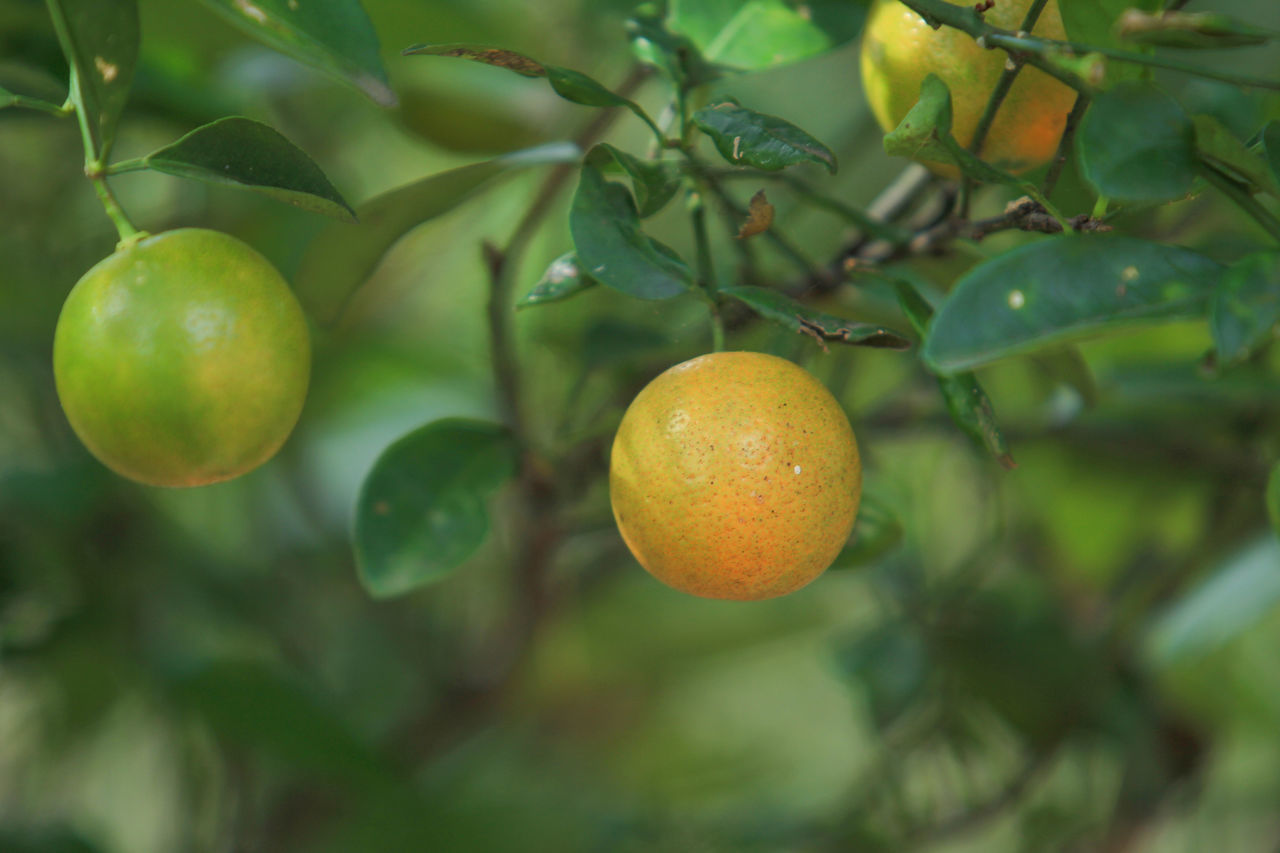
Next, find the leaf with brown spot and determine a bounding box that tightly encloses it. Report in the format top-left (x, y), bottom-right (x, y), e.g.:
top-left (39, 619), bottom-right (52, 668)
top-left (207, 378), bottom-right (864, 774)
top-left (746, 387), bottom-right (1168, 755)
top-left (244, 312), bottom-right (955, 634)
top-left (405, 43), bottom-right (546, 76)
top-left (721, 285), bottom-right (911, 350)
top-left (736, 190), bottom-right (774, 239)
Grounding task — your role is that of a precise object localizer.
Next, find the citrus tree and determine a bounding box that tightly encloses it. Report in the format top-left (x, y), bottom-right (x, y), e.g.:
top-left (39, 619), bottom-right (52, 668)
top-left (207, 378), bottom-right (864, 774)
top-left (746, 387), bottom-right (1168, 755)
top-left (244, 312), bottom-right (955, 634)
top-left (2, 0), bottom-right (1280, 850)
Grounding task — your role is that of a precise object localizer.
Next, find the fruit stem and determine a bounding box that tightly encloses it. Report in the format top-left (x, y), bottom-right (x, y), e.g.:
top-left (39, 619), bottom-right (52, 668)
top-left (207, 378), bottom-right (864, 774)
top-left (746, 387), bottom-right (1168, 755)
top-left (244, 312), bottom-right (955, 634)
top-left (90, 174), bottom-right (145, 248)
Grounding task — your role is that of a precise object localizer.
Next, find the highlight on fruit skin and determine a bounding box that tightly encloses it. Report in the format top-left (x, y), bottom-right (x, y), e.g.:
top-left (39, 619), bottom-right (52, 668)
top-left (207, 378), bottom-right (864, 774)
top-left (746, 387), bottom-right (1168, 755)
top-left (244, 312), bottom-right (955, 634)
top-left (53, 228), bottom-right (312, 488)
top-left (859, 0), bottom-right (1078, 176)
top-left (609, 351), bottom-right (862, 601)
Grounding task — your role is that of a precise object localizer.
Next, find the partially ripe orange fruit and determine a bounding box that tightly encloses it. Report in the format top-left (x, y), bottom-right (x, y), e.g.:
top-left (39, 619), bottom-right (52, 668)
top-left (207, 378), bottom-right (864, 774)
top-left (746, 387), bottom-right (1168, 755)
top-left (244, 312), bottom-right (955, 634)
top-left (609, 351), bottom-right (861, 601)
top-left (53, 228), bottom-right (311, 487)
top-left (860, 0), bottom-right (1077, 175)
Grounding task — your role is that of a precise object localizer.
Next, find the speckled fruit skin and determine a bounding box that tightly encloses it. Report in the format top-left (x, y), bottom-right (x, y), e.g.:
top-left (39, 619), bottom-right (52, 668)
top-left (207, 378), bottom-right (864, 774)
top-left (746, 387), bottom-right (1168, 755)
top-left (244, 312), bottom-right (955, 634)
top-left (53, 228), bottom-right (311, 488)
top-left (609, 351), bottom-right (862, 601)
top-left (860, 0), bottom-right (1077, 176)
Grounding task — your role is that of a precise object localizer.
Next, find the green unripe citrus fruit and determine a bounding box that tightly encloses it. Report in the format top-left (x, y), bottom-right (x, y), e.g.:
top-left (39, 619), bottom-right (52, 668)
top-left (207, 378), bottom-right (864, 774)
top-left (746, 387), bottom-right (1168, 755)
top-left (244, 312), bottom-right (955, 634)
top-left (860, 0), bottom-right (1077, 176)
top-left (609, 351), bottom-right (862, 601)
top-left (53, 228), bottom-right (311, 488)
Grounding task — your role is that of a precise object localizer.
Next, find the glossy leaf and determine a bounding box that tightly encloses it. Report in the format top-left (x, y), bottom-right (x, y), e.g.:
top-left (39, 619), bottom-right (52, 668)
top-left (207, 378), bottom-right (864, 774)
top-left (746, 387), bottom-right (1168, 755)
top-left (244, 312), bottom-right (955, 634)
top-left (1146, 536), bottom-right (1280, 666)
top-left (140, 117), bottom-right (354, 221)
top-left (721, 285), bottom-right (910, 349)
top-left (923, 237), bottom-right (1223, 373)
top-left (693, 101), bottom-right (837, 173)
top-left (403, 44), bottom-right (659, 136)
top-left (894, 279), bottom-right (1015, 468)
top-left (295, 142), bottom-right (579, 323)
top-left (1210, 251), bottom-right (1280, 364)
top-left (1193, 114), bottom-right (1280, 196)
top-left (195, 0), bottom-right (393, 105)
top-left (517, 253), bottom-right (597, 309)
top-left (569, 162), bottom-right (692, 300)
top-left (1077, 83), bottom-right (1198, 203)
top-left (45, 0), bottom-right (138, 161)
top-left (668, 0), bottom-right (859, 70)
top-left (355, 419), bottom-right (520, 598)
top-left (587, 144), bottom-right (680, 218)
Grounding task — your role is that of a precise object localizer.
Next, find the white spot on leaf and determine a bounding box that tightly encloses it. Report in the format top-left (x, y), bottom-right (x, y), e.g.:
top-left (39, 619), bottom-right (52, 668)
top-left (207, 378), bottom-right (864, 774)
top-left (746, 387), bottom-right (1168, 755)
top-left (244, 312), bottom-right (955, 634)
top-left (1008, 289), bottom-right (1026, 310)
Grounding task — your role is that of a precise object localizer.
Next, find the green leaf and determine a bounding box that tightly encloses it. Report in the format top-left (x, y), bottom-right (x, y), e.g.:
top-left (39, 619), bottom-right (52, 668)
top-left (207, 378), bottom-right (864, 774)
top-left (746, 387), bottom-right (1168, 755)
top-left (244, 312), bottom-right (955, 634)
top-left (668, 0), bottom-right (855, 70)
top-left (402, 44), bottom-right (659, 137)
top-left (587, 143), bottom-right (681, 218)
top-left (295, 142), bottom-right (579, 323)
top-left (1077, 83), bottom-right (1198, 203)
top-left (138, 117), bottom-right (355, 221)
top-left (832, 492), bottom-right (904, 569)
top-left (0, 62), bottom-right (67, 111)
top-left (195, 0), bottom-right (393, 105)
top-left (1210, 251), bottom-right (1280, 364)
top-left (1269, 463), bottom-right (1280, 538)
top-left (355, 419), bottom-right (520, 598)
top-left (1116, 9), bottom-right (1276, 49)
top-left (45, 0), bottom-right (138, 161)
top-left (893, 279), bottom-right (1015, 468)
top-left (168, 659), bottom-right (396, 785)
top-left (1193, 114), bottom-right (1280, 197)
top-left (1146, 536), bottom-right (1280, 667)
top-left (516, 253), bottom-right (597, 310)
top-left (693, 101), bottom-right (837, 173)
top-left (0, 828), bottom-right (103, 853)
top-left (569, 162), bottom-right (692, 300)
top-left (721, 285), bottom-right (911, 349)
top-left (625, 7), bottom-right (721, 88)
top-left (1061, 0), bottom-right (1161, 49)
top-left (1261, 120), bottom-right (1280, 190)
top-left (923, 236), bottom-right (1223, 373)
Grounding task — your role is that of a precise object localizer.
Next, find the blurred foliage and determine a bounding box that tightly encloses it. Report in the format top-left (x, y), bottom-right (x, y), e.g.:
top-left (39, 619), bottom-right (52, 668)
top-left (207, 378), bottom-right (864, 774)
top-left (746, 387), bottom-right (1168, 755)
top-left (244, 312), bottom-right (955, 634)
top-left (3, 0), bottom-right (1280, 851)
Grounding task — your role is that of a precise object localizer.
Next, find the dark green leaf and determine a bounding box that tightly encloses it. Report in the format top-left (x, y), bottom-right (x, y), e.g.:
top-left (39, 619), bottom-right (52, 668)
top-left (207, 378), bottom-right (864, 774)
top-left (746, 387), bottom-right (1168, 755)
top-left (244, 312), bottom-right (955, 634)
top-left (403, 44), bottom-right (658, 136)
top-left (832, 492), bottom-right (904, 569)
top-left (45, 0), bottom-right (138, 161)
top-left (1210, 251), bottom-right (1280, 364)
top-left (1077, 83), bottom-right (1198, 203)
top-left (1193, 114), bottom-right (1280, 197)
top-left (587, 143), bottom-right (681, 218)
top-left (924, 236), bottom-right (1223, 373)
top-left (1146, 536), bottom-right (1280, 666)
top-left (295, 142), bottom-right (579, 323)
top-left (195, 0), bottom-right (393, 105)
top-left (355, 419), bottom-right (520, 598)
top-left (693, 101), bottom-right (837, 173)
top-left (832, 622), bottom-right (928, 730)
top-left (893, 279), bottom-right (1015, 467)
top-left (0, 63), bottom-right (67, 111)
top-left (569, 162), bottom-right (692, 300)
top-left (1117, 9), bottom-right (1276, 49)
top-left (516, 253), bottom-right (597, 309)
top-left (722, 285), bottom-right (911, 349)
top-left (669, 0), bottom-right (846, 70)
top-left (0, 828), bottom-right (103, 853)
top-left (141, 117), bottom-right (354, 221)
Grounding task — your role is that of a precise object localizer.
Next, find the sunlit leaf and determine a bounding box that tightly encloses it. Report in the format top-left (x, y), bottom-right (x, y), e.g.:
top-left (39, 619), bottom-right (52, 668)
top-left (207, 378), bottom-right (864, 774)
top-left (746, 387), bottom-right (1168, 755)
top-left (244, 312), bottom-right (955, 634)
top-left (517, 252), bottom-right (597, 309)
top-left (139, 117), bottom-right (354, 220)
top-left (923, 237), bottom-right (1222, 373)
top-left (196, 0), bottom-right (394, 105)
top-left (355, 419), bottom-right (520, 598)
top-left (668, 0), bottom-right (859, 70)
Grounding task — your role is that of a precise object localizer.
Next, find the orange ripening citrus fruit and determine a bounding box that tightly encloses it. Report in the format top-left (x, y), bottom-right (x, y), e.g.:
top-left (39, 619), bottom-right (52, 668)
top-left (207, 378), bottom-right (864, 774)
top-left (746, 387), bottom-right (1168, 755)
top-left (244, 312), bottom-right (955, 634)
top-left (609, 351), bottom-right (861, 601)
top-left (53, 228), bottom-right (311, 488)
top-left (860, 0), bottom-right (1078, 175)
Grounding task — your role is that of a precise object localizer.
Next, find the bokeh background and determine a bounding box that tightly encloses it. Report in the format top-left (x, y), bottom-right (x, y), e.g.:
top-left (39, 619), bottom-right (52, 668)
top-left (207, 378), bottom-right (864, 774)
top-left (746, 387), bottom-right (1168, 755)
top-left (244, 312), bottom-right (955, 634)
top-left (2, 0), bottom-right (1280, 850)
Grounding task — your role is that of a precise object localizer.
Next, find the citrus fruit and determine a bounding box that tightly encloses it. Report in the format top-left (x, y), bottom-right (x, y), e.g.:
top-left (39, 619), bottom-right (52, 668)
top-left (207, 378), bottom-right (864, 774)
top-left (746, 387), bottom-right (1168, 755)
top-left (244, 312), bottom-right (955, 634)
top-left (609, 351), bottom-right (861, 601)
top-left (53, 228), bottom-right (311, 488)
top-left (860, 0), bottom-right (1077, 175)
